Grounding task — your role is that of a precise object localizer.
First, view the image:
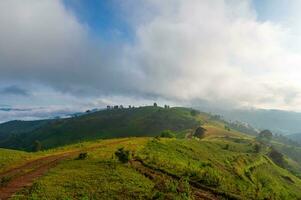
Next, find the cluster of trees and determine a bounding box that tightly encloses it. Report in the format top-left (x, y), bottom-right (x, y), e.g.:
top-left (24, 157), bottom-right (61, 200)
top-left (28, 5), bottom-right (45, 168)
top-left (105, 103), bottom-right (171, 110)
top-left (153, 102), bottom-right (170, 109)
top-left (106, 105), bottom-right (140, 110)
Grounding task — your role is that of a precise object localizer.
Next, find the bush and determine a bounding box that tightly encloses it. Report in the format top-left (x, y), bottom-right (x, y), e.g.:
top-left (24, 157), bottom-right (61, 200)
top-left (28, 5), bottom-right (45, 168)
top-left (253, 143), bottom-right (261, 153)
top-left (160, 130), bottom-right (176, 138)
top-left (115, 147), bottom-right (131, 163)
top-left (77, 152), bottom-right (88, 160)
top-left (268, 147), bottom-right (286, 168)
top-left (194, 127), bottom-right (207, 138)
top-left (224, 125), bottom-right (231, 131)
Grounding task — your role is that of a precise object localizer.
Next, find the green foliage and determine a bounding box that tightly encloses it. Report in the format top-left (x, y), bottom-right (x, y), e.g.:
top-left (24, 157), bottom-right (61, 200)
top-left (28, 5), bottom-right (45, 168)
top-left (190, 109), bottom-right (199, 116)
top-left (160, 130), bottom-right (176, 138)
top-left (152, 177), bottom-right (191, 200)
top-left (115, 147), bottom-right (131, 163)
top-left (193, 127), bottom-right (206, 138)
top-left (257, 130), bottom-right (273, 142)
top-left (0, 106), bottom-right (199, 151)
top-left (268, 147), bottom-right (286, 168)
top-left (0, 148), bottom-right (33, 173)
top-left (224, 125), bottom-right (231, 131)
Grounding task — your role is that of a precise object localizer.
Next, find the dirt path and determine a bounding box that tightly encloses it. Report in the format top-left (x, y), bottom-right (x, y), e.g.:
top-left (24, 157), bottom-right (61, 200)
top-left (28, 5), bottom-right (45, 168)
top-left (130, 159), bottom-right (221, 200)
top-left (0, 152), bottom-right (74, 200)
top-left (0, 138), bottom-right (132, 200)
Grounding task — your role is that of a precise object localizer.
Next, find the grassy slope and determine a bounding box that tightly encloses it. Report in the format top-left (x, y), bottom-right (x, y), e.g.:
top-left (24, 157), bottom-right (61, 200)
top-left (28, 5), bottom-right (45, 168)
top-left (7, 130), bottom-right (301, 200)
top-left (0, 107), bottom-right (199, 151)
top-left (1, 109), bottom-right (301, 199)
top-left (0, 149), bottom-right (34, 173)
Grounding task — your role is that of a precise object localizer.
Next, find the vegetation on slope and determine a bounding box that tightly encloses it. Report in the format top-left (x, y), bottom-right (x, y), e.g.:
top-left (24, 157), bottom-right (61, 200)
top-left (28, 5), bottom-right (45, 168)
top-left (1, 107), bottom-right (301, 199)
top-left (0, 106), bottom-right (199, 151)
top-left (7, 134), bottom-right (301, 200)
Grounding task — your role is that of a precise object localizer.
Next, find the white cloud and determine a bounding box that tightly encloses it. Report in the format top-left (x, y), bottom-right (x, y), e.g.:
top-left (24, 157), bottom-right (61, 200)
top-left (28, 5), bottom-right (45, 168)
top-left (1, 0), bottom-right (301, 114)
top-left (123, 0), bottom-right (301, 110)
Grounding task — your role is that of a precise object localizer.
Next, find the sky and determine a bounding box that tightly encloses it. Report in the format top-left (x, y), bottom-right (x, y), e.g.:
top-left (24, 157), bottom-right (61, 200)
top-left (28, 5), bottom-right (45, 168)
top-left (1, 0), bottom-right (301, 122)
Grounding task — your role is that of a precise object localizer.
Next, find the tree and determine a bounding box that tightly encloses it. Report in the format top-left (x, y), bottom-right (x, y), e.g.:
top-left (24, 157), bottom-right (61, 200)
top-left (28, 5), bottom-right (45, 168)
top-left (33, 140), bottom-right (42, 152)
top-left (194, 127), bottom-right (207, 138)
top-left (153, 102), bottom-right (158, 107)
top-left (160, 130), bottom-right (176, 138)
top-left (268, 147), bottom-right (286, 167)
top-left (253, 143), bottom-right (261, 153)
top-left (190, 109), bottom-right (199, 116)
top-left (259, 130), bottom-right (273, 139)
top-left (257, 130), bottom-right (273, 143)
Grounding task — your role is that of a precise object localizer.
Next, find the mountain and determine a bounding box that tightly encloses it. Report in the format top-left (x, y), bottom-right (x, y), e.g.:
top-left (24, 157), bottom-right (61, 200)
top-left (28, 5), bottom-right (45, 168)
top-left (200, 107), bottom-right (301, 135)
top-left (0, 106), bottom-right (200, 151)
top-left (0, 120), bottom-right (50, 140)
top-left (1, 106), bottom-right (301, 199)
top-left (287, 133), bottom-right (301, 144)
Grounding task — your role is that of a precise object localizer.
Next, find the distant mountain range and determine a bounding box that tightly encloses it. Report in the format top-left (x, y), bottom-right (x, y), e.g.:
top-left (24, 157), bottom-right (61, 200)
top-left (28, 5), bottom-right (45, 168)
top-left (198, 107), bottom-right (301, 135)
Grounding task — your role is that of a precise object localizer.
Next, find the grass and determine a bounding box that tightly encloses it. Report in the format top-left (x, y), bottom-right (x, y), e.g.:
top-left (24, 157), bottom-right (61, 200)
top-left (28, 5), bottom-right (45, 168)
top-left (7, 135), bottom-right (301, 200)
top-left (0, 149), bottom-right (34, 173)
top-left (0, 107), bottom-right (200, 151)
top-left (137, 138), bottom-right (301, 199)
top-left (2, 108), bottom-right (301, 199)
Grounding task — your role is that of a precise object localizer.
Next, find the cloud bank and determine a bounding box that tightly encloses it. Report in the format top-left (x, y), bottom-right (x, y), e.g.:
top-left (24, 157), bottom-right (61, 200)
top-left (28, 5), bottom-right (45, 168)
top-left (1, 0), bottom-right (301, 116)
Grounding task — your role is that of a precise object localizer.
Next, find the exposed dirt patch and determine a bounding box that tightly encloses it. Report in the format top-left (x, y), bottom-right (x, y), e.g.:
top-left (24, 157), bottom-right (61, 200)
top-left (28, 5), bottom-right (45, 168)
top-left (0, 138), bottom-right (133, 200)
top-left (0, 153), bottom-right (73, 200)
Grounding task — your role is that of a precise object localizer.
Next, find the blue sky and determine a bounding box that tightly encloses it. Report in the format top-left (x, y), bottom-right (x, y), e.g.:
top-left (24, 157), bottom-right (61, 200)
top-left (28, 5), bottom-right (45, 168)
top-left (1, 0), bottom-right (301, 122)
top-left (63, 0), bottom-right (133, 41)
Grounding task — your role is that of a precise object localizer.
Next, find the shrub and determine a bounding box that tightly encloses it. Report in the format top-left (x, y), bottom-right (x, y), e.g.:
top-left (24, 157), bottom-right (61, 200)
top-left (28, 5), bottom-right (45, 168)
top-left (193, 127), bottom-right (207, 138)
top-left (160, 130), bottom-right (176, 138)
top-left (115, 147), bottom-right (131, 163)
top-left (268, 147), bottom-right (286, 168)
top-left (224, 125), bottom-right (231, 131)
top-left (33, 140), bottom-right (42, 152)
top-left (77, 152), bottom-right (88, 160)
top-left (253, 143), bottom-right (261, 153)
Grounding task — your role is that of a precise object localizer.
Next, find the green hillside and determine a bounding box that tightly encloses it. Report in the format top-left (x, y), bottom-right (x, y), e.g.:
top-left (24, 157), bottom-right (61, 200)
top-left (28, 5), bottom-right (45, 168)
top-left (0, 106), bottom-right (200, 151)
top-left (1, 108), bottom-right (301, 199)
top-left (4, 136), bottom-right (301, 200)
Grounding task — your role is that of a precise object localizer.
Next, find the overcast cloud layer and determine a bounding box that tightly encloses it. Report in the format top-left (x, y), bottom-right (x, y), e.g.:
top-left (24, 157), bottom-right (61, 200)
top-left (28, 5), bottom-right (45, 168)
top-left (1, 0), bottom-right (301, 121)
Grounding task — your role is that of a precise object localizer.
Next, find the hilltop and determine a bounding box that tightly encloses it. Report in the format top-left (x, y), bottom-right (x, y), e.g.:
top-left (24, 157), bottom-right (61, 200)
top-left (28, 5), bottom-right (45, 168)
top-left (0, 106), bottom-right (200, 151)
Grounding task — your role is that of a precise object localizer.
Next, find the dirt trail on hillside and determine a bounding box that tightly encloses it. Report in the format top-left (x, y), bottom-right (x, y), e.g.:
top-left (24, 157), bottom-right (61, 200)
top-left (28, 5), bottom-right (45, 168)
top-left (0, 138), bottom-right (132, 200)
top-left (0, 152), bottom-right (74, 200)
top-left (130, 159), bottom-right (241, 200)
top-left (130, 160), bottom-right (220, 200)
